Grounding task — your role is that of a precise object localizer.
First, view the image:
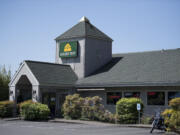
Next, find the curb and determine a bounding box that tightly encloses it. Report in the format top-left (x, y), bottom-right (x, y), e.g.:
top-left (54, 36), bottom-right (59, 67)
top-left (1, 117), bottom-right (21, 121)
top-left (49, 119), bottom-right (114, 126)
top-left (49, 119), bottom-right (84, 125)
top-left (49, 119), bottom-right (152, 128)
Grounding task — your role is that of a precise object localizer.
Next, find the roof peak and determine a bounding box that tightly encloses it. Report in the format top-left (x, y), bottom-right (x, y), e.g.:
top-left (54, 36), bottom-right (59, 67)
top-left (79, 16), bottom-right (90, 23)
top-left (55, 17), bottom-right (112, 41)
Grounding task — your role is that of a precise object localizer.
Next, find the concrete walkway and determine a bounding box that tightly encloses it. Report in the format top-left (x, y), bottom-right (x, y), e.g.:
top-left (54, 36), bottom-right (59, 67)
top-left (2, 117), bottom-right (152, 128)
top-left (49, 118), bottom-right (152, 128)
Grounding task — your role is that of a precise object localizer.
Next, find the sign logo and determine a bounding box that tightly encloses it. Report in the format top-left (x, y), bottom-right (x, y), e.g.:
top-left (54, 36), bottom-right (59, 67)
top-left (59, 41), bottom-right (78, 58)
top-left (64, 43), bottom-right (72, 52)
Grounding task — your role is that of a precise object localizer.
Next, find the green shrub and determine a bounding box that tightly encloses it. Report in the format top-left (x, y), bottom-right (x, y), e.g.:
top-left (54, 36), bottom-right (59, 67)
top-left (20, 100), bottom-right (50, 120)
top-left (162, 109), bottom-right (173, 127)
top-left (62, 94), bottom-right (84, 119)
top-left (81, 97), bottom-right (94, 120)
top-left (62, 94), bottom-right (115, 123)
top-left (81, 96), bottom-right (115, 123)
top-left (163, 97), bottom-right (180, 132)
top-left (163, 109), bottom-right (180, 131)
top-left (169, 97), bottom-right (180, 111)
top-left (116, 98), bottom-right (144, 124)
top-left (0, 101), bottom-right (15, 118)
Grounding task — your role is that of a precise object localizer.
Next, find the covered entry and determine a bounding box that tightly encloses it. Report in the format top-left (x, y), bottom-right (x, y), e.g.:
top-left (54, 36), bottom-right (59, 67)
top-left (16, 75), bottom-right (32, 103)
top-left (9, 60), bottom-right (78, 116)
top-left (9, 61), bottom-right (40, 103)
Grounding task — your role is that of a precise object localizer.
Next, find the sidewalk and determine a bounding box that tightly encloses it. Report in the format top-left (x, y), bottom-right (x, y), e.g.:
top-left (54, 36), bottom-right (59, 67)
top-left (1, 117), bottom-right (152, 128)
top-left (49, 118), bottom-right (152, 128)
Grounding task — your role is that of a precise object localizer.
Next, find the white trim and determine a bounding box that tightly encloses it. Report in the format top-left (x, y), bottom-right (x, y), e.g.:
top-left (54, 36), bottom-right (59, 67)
top-left (77, 88), bottom-right (105, 91)
top-left (9, 62), bottom-right (25, 86)
top-left (9, 61), bottom-right (39, 87)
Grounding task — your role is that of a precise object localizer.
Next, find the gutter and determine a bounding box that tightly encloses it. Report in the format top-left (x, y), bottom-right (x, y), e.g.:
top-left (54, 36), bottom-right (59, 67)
top-left (75, 82), bottom-right (180, 88)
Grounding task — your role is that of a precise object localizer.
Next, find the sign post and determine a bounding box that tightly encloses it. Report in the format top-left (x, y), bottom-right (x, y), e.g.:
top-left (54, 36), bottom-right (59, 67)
top-left (137, 103), bottom-right (141, 124)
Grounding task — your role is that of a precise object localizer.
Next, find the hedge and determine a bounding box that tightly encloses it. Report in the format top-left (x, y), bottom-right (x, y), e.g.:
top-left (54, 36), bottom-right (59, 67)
top-left (116, 98), bottom-right (144, 124)
top-left (62, 94), bottom-right (84, 119)
top-left (20, 100), bottom-right (50, 120)
top-left (162, 97), bottom-right (180, 132)
top-left (0, 101), bottom-right (15, 118)
top-left (169, 97), bottom-right (180, 111)
top-left (62, 94), bottom-right (115, 123)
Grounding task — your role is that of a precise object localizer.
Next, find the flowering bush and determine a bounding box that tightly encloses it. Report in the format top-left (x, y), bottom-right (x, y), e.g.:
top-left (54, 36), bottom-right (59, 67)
top-left (169, 97), bottom-right (180, 111)
top-left (62, 94), bottom-right (115, 123)
top-left (162, 98), bottom-right (180, 132)
top-left (62, 94), bottom-right (84, 119)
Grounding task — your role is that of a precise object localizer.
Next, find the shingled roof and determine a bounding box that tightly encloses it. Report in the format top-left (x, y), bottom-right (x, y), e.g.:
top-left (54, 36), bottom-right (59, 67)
top-left (76, 48), bottom-right (180, 87)
top-left (25, 60), bottom-right (78, 87)
top-left (55, 16), bottom-right (112, 41)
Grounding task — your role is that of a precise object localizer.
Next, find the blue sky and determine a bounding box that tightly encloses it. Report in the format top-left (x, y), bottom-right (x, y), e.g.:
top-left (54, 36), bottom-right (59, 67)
top-left (0, 0), bottom-right (180, 75)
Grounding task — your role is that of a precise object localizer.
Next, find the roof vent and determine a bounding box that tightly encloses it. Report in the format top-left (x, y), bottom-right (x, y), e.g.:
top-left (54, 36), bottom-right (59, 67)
top-left (79, 16), bottom-right (90, 23)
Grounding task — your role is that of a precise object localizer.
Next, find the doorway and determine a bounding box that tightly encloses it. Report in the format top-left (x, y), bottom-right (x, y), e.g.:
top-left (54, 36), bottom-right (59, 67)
top-left (57, 94), bottom-right (67, 117)
top-left (16, 75), bottom-right (32, 103)
top-left (42, 92), bottom-right (56, 117)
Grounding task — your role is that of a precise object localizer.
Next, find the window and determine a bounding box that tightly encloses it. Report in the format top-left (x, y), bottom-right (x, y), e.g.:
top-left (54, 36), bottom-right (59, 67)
top-left (147, 92), bottom-right (165, 105)
top-left (107, 92), bottom-right (122, 105)
top-left (168, 92), bottom-right (180, 102)
top-left (124, 92), bottom-right (140, 98)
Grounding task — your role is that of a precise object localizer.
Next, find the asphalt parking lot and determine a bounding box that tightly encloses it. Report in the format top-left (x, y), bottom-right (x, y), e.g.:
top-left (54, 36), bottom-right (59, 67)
top-left (0, 119), bottom-right (177, 135)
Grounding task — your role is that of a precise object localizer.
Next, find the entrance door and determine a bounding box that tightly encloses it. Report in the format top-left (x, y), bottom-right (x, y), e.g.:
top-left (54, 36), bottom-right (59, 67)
top-left (42, 93), bottom-right (56, 117)
top-left (58, 94), bottom-right (67, 117)
top-left (17, 89), bottom-right (32, 103)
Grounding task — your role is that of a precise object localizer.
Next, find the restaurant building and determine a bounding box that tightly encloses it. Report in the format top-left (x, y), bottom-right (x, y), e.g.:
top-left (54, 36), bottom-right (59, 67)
top-left (9, 17), bottom-right (180, 116)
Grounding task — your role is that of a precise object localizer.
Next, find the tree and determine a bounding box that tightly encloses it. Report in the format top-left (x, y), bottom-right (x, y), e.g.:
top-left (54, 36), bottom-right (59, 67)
top-left (0, 65), bottom-right (11, 101)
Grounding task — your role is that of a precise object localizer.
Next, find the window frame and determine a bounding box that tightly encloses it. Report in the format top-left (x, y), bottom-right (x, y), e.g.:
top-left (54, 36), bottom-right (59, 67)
top-left (147, 91), bottom-right (165, 106)
top-left (106, 92), bottom-right (122, 105)
top-left (168, 91), bottom-right (180, 103)
top-left (124, 92), bottom-right (140, 98)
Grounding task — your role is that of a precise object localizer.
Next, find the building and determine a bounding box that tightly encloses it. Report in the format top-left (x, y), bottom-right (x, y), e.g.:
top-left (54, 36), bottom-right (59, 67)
top-left (9, 17), bottom-right (180, 116)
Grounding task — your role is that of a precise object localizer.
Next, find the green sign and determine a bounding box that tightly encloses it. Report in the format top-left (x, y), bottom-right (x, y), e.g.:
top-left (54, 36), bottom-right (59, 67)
top-left (59, 41), bottom-right (78, 58)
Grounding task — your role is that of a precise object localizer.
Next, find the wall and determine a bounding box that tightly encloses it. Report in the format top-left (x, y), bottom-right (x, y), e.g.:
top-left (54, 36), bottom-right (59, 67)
top-left (78, 86), bottom-right (180, 116)
top-left (79, 90), bottom-right (106, 104)
top-left (85, 38), bottom-right (112, 76)
top-left (55, 38), bottom-right (85, 78)
top-left (55, 37), bottom-right (112, 78)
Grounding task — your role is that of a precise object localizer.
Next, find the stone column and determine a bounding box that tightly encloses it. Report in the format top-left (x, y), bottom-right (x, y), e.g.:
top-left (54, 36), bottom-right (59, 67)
top-left (32, 85), bottom-right (40, 102)
top-left (9, 86), bottom-right (17, 117)
top-left (9, 86), bottom-right (16, 102)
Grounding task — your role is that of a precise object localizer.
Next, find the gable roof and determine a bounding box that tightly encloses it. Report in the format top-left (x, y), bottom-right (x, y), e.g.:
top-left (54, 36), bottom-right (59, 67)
top-left (25, 60), bottom-right (78, 87)
top-left (76, 48), bottom-right (180, 87)
top-left (55, 17), bottom-right (112, 41)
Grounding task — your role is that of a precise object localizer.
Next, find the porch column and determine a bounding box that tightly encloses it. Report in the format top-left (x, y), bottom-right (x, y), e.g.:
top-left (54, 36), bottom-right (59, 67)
top-left (9, 86), bottom-right (16, 102)
top-left (9, 86), bottom-right (17, 117)
top-left (32, 85), bottom-right (40, 102)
